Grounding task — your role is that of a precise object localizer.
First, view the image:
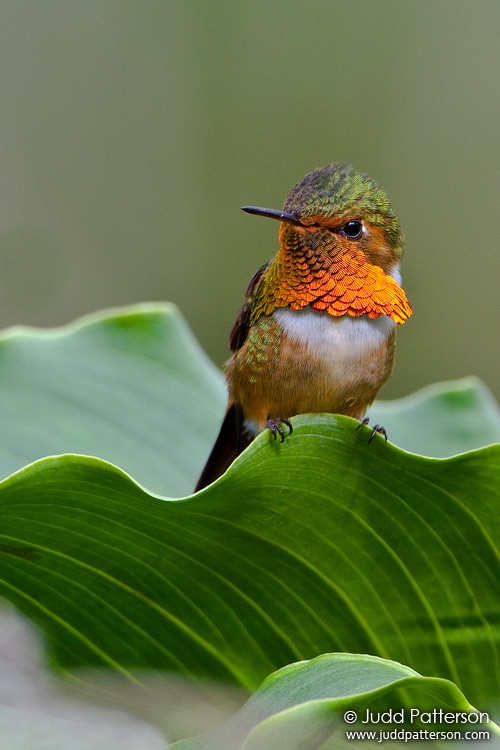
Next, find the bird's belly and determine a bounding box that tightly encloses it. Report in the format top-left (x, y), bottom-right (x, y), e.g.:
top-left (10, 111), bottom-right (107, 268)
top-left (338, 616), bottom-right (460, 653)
top-left (227, 307), bottom-right (396, 435)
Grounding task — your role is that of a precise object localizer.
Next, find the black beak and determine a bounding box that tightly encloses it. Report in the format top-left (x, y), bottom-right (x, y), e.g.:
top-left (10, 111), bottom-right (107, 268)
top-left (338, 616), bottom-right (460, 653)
top-left (241, 206), bottom-right (302, 226)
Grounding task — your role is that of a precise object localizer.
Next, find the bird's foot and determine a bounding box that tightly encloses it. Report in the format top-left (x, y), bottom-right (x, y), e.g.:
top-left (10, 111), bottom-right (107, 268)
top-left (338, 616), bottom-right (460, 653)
top-left (267, 417), bottom-right (293, 442)
top-left (356, 416), bottom-right (388, 444)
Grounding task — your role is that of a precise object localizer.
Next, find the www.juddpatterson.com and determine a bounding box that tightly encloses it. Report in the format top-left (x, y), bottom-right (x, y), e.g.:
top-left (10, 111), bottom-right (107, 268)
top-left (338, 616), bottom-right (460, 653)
top-left (342, 709), bottom-right (490, 742)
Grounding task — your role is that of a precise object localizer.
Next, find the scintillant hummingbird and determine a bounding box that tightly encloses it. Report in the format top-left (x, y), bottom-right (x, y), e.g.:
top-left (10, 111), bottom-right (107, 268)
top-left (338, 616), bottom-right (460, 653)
top-left (195, 163), bottom-right (412, 490)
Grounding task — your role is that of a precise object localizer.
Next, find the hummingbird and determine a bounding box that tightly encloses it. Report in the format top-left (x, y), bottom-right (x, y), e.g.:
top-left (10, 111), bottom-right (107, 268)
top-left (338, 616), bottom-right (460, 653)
top-left (195, 163), bottom-right (412, 491)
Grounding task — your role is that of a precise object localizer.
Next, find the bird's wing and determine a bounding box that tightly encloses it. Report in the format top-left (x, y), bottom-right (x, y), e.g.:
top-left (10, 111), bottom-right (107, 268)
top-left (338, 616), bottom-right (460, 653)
top-left (228, 261), bottom-right (270, 352)
top-left (195, 262), bottom-right (269, 491)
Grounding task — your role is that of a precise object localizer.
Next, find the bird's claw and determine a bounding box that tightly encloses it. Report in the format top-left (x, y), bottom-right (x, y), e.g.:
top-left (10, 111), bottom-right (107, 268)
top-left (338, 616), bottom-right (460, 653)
top-left (356, 417), bottom-right (388, 444)
top-left (267, 417), bottom-right (293, 442)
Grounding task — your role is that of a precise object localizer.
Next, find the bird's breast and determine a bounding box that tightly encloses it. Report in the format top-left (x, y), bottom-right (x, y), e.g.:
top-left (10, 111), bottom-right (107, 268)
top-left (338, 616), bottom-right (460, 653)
top-left (227, 305), bottom-right (397, 434)
top-left (273, 306), bottom-right (396, 360)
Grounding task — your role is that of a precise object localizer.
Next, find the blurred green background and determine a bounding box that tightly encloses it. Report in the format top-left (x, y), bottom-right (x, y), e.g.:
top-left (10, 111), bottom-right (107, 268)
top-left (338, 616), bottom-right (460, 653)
top-left (0, 1), bottom-right (498, 400)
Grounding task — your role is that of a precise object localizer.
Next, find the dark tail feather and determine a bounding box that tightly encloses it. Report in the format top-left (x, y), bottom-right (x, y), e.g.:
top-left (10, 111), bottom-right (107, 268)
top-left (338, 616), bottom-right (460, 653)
top-left (194, 403), bottom-right (251, 491)
top-left (194, 404), bottom-right (251, 492)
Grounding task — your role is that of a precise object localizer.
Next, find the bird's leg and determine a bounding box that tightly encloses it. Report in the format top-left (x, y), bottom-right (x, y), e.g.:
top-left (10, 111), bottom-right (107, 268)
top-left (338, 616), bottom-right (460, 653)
top-left (266, 417), bottom-right (293, 442)
top-left (356, 416), bottom-right (388, 444)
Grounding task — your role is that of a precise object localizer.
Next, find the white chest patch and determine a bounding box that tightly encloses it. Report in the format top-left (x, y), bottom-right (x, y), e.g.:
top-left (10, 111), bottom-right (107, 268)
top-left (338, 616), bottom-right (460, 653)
top-left (273, 306), bottom-right (396, 361)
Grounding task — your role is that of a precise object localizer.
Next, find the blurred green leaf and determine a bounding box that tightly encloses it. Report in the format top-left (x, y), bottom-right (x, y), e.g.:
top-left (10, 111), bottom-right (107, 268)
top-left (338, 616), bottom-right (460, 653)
top-left (0, 305), bottom-right (498, 505)
top-left (371, 377), bottom-right (500, 457)
top-left (0, 705), bottom-right (165, 750)
top-left (0, 605), bottom-right (165, 750)
top-left (170, 653), bottom-right (495, 750)
top-left (0, 304), bottom-right (225, 496)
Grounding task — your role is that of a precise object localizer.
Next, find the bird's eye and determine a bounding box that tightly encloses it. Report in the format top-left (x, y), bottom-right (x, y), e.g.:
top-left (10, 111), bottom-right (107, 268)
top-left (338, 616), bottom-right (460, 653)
top-left (341, 220), bottom-right (363, 239)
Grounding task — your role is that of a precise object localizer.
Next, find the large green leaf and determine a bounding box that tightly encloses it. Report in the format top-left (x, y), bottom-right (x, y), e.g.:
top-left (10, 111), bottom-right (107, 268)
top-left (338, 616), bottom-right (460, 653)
top-left (0, 418), bottom-right (499, 709)
top-left (0, 303), bottom-right (500, 736)
top-left (170, 653), bottom-right (496, 749)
